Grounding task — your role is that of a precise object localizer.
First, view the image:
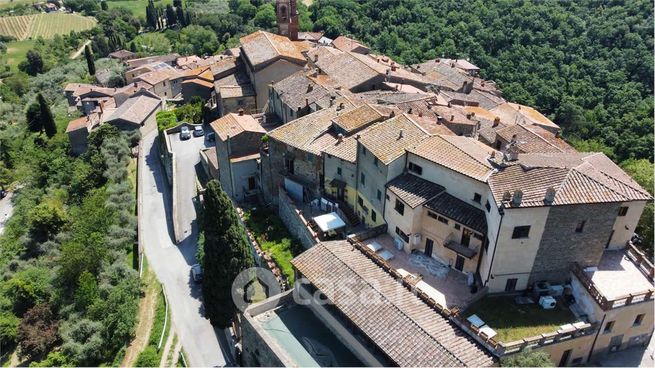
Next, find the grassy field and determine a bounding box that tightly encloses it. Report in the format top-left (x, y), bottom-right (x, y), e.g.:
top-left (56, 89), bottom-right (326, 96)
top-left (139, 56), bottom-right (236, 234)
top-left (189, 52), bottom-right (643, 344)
top-left (107, 0), bottom-right (173, 19)
top-left (464, 296), bottom-right (578, 342)
top-left (3, 39), bottom-right (33, 70)
top-left (0, 13), bottom-right (96, 40)
top-left (0, 0), bottom-right (34, 10)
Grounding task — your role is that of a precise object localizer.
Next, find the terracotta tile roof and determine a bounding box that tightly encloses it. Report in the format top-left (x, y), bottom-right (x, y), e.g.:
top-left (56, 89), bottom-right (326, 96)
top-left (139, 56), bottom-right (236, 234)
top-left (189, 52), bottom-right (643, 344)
top-left (291, 241), bottom-right (496, 367)
top-left (209, 57), bottom-right (238, 78)
top-left (322, 135), bottom-right (358, 163)
top-left (272, 70), bottom-right (335, 111)
top-left (408, 135), bottom-right (497, 182)
top-left (105, 95), bottom-right (161, 125)
top-left (386, 173), bottom-right (445, 208)
top-left (219, 85), bottom-right (256, 98)
top-left (135, 68), bottom-right (181, 86)
top-left (463, 105), bottom-right (499, 122)
top-left (209, 113), bottom-right (265, 142)
top-left (412, 59), bottom-right (472, 90)
top-left (331, 35), bottom-right (369, 53)
top-left (495, 124), bottom-right (575, 153)
top-left (176, 55), bottom-right (203, 68)
top-left (297, 31), bottom-right (323, 41)
top-left (65, 113), bottom-right (99, 132)
top-left (240, 31), bottom-right (307, 70)
top-left (433, 105), bottom-right (478, 126)
top-left (268, 100), bottom-right (357, 155)
top-left (313, 48), bottom-right (381, 90)
top-left (182, 78), bottom-right (214, 89)
top-left (408, 114), bottom-right (456, 136)
top-left (358, 114), bottom-right (429, 164)
top-left (332, 104), bottom-right (385, 133)
top-left (488, 152), bottom-right (652, 207)
top-left (425, 193), bottom-right (488, 233)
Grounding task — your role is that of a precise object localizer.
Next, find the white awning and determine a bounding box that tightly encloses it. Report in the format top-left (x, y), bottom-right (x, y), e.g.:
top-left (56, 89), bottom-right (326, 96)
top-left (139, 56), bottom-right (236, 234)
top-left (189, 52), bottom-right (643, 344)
top-left (312, 212), bottom-right (346, 232)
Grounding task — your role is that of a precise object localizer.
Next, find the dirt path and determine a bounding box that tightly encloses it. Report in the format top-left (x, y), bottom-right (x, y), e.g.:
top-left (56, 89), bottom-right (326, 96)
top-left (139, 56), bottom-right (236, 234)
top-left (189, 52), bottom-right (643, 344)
top-left (121, 264), bottom-right (159, 367)
top-left (159, 326), bottom-right (175, 367)
top-left (69, 39), bottom-right (91, 60)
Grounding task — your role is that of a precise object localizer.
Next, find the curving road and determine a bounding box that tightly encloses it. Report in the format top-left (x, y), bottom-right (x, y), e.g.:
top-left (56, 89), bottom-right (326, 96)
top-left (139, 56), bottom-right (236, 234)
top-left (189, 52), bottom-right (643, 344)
top-left (139, 131), bottom-right (233, 367)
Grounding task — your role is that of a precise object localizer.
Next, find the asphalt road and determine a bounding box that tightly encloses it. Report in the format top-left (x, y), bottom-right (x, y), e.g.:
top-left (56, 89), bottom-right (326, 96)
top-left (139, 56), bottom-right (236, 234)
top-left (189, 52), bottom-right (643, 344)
top-left (139, 131), bottom-right (232, 367)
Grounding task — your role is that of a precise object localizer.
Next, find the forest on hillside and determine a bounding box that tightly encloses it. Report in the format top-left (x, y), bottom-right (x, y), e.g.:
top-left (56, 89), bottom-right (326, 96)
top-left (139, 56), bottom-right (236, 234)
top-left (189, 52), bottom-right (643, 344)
top-left (310, 0), bottom-right (654, 164)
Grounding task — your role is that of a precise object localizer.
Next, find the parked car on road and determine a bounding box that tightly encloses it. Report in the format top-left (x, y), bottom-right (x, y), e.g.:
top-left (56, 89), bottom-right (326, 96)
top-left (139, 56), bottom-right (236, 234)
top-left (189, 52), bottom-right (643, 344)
top-left (191, 264), bottom-right (203, 283)
top-left (180, 126), bottom-right (191, 140)
top-left (193, 125), bottom-right (205, 137)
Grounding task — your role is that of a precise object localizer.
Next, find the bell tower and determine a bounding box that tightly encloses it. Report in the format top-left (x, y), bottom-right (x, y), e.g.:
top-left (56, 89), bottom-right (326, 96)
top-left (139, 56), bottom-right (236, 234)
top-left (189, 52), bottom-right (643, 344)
top-left (276, 0), bottom-right (298, 41)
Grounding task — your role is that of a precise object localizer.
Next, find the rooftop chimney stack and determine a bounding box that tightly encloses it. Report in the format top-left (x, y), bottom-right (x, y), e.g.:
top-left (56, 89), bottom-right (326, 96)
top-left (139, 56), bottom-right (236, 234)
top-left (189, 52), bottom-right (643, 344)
top-left (399, 129), bottom-right (404, 139)
top-left (544, 187), bottom-right (556, 204)
top-left (337, 133), bottom-right (344, 143)
top-left (238, 108), bottom-right (244, 116)
top-left (493, 117), bottom-right (500, 127)
top-left (511, 190), bottom-right (523, 207)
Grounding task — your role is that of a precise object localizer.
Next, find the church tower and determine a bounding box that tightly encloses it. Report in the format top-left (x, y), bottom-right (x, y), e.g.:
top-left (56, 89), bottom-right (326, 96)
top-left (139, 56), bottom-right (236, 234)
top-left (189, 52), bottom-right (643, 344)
top-left (276, 0), bottom-right (298, 41)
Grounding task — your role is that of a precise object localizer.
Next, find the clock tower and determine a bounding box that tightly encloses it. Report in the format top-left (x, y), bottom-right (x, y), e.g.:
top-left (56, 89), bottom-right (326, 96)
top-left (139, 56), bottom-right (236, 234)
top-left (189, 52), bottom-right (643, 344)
top-left (276, 0), bottom-right (299, 41)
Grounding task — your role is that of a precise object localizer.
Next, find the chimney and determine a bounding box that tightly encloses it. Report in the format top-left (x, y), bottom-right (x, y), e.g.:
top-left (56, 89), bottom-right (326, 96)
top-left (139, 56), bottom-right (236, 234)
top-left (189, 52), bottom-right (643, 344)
top-left (555, 130), bottom-right (561, 138)
top-left (390, 110), bottom-right (395, 117)
top-left (305, 98), bottom-right (309, 107)
top-left (391, 65), bottom-right (397, 72)
top-left (399, 129), bottom-right (404, 139)
top-left (493, 117), bottom-right (500, 127)
top-left (307, 84), bottom-right (313, 92)
top-left (314, 54), bottom-right (319, 62)
top-left (511, 190), bottom-right (523, 207)
top-left (510, 134), bottom-right (518, 143)
top-left (99, 101), bottom-right (104, 115)
top-left (408, 108), bottom-right (413, 114)
top-left (238, 108), bottom-right (244, 116)
top-left (436, 116), bottom-right (443, 124)
top-left (337, 133), bottom-right (344, 143)
top-left (418, 112), bottom-right (423, 117)
top-left (544, 187), bottom-right (556, 204)
top-left (329, 95), bottom-right (335, 107)
top-left (450, 115), bottom-right (454, 121)
top-left (435, 58), bottom-right (440, 63)
top-left (466, 113), bottom-right (472, 120)
top-left (133, 82), bottom-right (137, 87)
top-left (502, 191), bottom-right (512, 202)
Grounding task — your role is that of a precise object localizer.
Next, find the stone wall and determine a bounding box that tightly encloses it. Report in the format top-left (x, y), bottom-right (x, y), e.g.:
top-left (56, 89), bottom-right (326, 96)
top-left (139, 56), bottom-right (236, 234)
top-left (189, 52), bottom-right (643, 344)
top-left (529, 203), bottom-right (619, 284)
top-left (278, 188), bottom-right (318, 249)
top-left (241, 310), bottom-right (285, 367)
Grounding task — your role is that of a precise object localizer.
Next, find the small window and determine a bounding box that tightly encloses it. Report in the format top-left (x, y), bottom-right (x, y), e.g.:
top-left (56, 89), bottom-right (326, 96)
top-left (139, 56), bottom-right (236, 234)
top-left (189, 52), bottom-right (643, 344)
top-left (618, 206), bottom-right (629, 216)
top-left (427, 211), bottom-right (437, 220)
top-left (394, 199), bottom-right (405, 216)
top-left (634, 314), bottom-right (645, 326)
top-left (473, 193), bottom-right (482, 203)
top-left (454, 224), bottom-right (461, 230)
top-left (437, 216), bottom-right (449, 225)
top-left (485, 201), bottom-right (491, 212)
top-left (395, 227), bottom-right (409, 243)
top-left (512, 226), bottom-right (530, 239)
top-left (337, 167), bottom-right (342, 176)
top-left (575, 220), bottom-right (586, 233)
top-left (604, 321), bottom-right (614, 334)
top-left (360, 172), bottom-right (366, 186)
top-left (377, 189), bottom-right (382, 201)
top-left (408, 162), bottom-right (423, 175)
top-left (357, 196), bottom-right (363, 206)
top-left (371, 210), bottom-right (377, 222)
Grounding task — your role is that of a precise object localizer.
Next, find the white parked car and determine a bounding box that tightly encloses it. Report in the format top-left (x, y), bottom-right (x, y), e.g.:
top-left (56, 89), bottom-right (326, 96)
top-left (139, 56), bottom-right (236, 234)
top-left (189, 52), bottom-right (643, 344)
top-left (180, 126), bottom-right (191, 140)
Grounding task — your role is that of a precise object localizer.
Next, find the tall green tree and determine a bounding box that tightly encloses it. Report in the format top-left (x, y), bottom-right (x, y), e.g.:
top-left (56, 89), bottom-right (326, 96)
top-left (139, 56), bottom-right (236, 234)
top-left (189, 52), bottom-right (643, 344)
top-left (84, 44), bottom-right (96, 76)
top-left (18, 50), bottom-right (44, 76)
top-left (25, 101), bottom-right (42, 133)
top-left (37, 94), bottom-right (57, 138)
top-left (501, 348), bottom-right (553, 367)
top-left (621, 159), bottom-right (654, 258)
top-left (201, 180), bottom-right (254, 327)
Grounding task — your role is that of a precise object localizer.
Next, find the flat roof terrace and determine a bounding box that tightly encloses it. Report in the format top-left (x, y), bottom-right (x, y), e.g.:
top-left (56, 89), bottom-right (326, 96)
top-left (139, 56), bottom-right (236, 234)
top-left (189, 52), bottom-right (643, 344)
top-left (253, 302), bottom-right (363, 367)
top-left (573, 244), bottom-right (654, 310)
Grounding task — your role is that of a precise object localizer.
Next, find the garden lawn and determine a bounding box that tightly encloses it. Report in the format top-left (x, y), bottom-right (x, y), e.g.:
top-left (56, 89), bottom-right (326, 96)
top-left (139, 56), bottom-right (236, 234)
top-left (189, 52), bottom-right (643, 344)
top-left (464, 296), bottom-right (578, 342)
top-left (243, 208), bottom-right (304, 285)
top-left (3, 39), bottom-right (33, 71)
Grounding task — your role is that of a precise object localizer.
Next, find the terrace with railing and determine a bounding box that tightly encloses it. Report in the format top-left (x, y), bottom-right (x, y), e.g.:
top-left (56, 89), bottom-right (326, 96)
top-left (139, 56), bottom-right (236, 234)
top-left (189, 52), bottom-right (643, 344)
top-left (571, 243), bottom-right (654, 311)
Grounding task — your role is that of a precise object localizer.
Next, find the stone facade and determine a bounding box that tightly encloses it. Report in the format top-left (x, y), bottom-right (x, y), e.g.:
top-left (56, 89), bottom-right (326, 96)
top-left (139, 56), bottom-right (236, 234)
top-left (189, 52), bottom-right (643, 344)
top-left (529, 202), bottom-right (619, 283)
top-left (277, 189), bottom-right (318, 249)
top-left (241, 307), bottom-right (285, 367)
top-left (266, 139), bottom-right (323, 205)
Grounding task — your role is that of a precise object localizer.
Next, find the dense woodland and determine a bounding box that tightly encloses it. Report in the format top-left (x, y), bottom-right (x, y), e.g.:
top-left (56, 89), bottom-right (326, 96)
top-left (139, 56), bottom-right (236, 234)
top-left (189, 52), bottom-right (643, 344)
top-left (0, 0), bottom-right (652, 363)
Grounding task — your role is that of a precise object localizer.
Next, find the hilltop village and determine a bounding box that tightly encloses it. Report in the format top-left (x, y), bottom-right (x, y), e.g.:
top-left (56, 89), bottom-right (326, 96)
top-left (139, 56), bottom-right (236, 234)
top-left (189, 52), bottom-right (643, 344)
top-left (58, 1), bottom-right (654, 367)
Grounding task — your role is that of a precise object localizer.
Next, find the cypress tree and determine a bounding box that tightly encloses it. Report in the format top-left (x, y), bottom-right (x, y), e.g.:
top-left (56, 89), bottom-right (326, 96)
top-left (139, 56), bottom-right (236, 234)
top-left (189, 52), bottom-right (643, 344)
top-left (201, 180), bottom-right (254, 327)
top-left (25, 101), bottom-right (42, 133)
top-left (165, 4), bottom-right (177, 27)
top-left (37, 94), bottom-right (56, 138)
top-left (84, 45), bottom-right (96, 76)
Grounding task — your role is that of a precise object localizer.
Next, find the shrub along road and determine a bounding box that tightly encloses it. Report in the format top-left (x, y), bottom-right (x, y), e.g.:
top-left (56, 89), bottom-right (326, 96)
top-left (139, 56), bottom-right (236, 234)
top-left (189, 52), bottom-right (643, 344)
top-left (139, 131), bottom-right (232, 367)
